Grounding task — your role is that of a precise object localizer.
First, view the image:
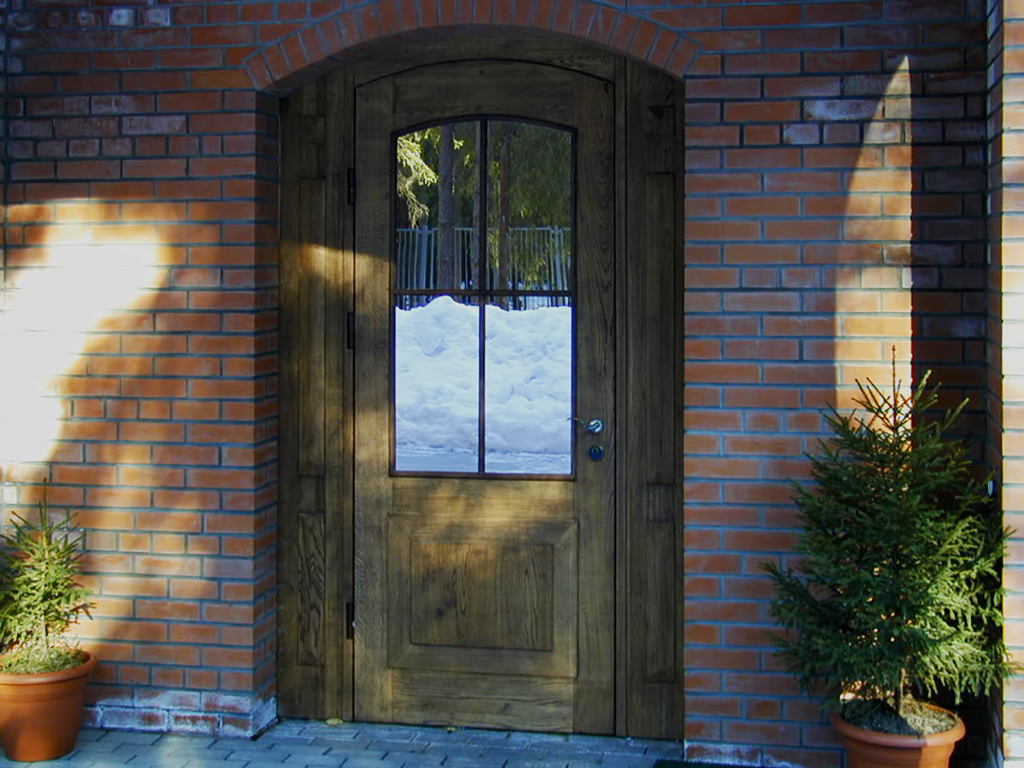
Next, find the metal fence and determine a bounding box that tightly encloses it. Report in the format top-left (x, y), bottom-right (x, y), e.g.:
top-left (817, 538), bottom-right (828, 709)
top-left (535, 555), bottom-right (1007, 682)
top-left (395, 225), bottom-right (571, 294)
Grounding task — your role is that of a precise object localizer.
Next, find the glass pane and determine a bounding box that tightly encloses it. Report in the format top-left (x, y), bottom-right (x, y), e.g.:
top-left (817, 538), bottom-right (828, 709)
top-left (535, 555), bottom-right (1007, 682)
top-left (393, 119), bottom-right (574, 477)
top-left (394, 294), bottom-right (480, 472)
top-left (395, 123), bottom-right (480, 292)
top-left (487, 121), bottom-right (573, 293)
top-left (484, 297), bottom-right (572, 475)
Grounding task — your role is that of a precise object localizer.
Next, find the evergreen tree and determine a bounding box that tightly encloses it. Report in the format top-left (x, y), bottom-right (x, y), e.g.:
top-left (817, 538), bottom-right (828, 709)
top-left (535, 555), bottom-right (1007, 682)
top-left (0, 497), bottom-right (92, 674)
top-left (763, 365), bottom-right (1013, 730)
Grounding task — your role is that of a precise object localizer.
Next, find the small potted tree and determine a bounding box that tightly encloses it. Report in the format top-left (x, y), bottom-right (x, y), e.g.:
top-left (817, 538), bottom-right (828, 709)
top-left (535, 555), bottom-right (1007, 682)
top-left (0, 492), bottom-right (96, 762)
top-left (763, 365), bottom-right (1014, 768)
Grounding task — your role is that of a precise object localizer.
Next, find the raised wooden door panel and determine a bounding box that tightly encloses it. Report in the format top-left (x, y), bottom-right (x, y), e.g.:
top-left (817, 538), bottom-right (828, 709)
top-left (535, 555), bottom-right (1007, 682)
top-left (389, 516), bottom-right (577, 675)
top-left (353, 60), bottom-right (615, 734)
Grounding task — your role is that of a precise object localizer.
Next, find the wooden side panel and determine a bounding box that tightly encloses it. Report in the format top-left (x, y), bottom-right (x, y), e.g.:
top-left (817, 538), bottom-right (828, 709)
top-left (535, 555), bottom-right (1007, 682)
top-left (298, 178), bottom-right (327, 476)
top-left (644, 485), bottom-right (679, 685)
top-left (622, 59), bottom-right (685, 739)
top-left (572, 72), bottom-right (617, 736)
top-left (297, 509), bottom-right (327, 666)
top-left (323, 65), bottom-right (356, 723)
top-left (279, 66), bottom-right (356, 720)
top-left (644, 174), bottom-right (678, 487)
top-left (279, 77), bottom-right (326, 717)
top-left (353, 72), bottom-right (397, 724)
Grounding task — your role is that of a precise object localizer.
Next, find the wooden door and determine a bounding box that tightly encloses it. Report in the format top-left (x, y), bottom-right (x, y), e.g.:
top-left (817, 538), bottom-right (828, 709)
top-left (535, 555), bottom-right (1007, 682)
top-left (352, 61), bottom-right (616, 733)
top-left (278, 41), bottom-right (684, 738)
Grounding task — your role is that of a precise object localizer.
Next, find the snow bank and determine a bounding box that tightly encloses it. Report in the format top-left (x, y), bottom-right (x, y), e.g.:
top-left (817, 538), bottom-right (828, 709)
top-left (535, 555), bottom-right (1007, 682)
top-left (394, 296), bottom-right (572, 473)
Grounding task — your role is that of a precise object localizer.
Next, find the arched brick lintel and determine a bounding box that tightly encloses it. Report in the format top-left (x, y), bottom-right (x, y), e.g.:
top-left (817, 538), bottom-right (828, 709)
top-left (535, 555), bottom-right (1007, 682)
top-left (243, 0), bottom-right (700, 95)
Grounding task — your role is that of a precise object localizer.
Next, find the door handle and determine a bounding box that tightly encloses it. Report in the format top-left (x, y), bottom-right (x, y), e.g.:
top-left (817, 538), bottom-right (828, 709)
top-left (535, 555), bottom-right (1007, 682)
top-left (570, 417), bottom-right (605, 434)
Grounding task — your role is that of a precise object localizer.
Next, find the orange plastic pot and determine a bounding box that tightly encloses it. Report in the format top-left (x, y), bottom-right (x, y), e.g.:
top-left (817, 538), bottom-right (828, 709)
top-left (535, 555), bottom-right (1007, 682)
top-left (830, 706), bottom-right (966, 768)
top-left (0, 652), bottom-right (98, 762)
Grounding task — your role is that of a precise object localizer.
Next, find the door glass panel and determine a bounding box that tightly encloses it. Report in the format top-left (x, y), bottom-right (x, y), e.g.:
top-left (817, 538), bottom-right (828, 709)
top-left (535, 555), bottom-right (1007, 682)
top-left (484, 297), bottom-right (572, 474)
top-left (487, 121), bottom-right (573, 293)
top-left (393, 119), bottom-right (574, 476)
top-left (396, 123), bottom-right (480, 292)
top-left (394, 294), bottom-right (480, 473)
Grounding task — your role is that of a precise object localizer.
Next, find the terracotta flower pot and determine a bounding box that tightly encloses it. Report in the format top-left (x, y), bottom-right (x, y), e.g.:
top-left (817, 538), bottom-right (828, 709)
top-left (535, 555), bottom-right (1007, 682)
top-left (830, 706), bottom-right (966, 768)
top-left (0, 652), bottom-right (98, 762)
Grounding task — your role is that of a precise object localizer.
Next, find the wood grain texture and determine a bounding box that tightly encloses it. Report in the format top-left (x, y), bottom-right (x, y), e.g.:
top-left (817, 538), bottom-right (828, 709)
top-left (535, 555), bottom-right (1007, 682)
top-left (644, 173), bottom-right (677, 487)
top-left (391, 63), bottom-right (575, 124)
top-left (353, 71), bottom-right (397, 724)
top-left (322, 65), bottom-right (356, 722)
top-left (392, 670), bottom-right (574, 732)
top-left (388, 517), bottom-right (577, 677)
top-left (297, 511), bottom-right (327, 665)
top-left (390, 477), bottom-right (573, 519)
top-left (279, 66), bottom-right (357, 720)
top-left (622, 59), bottom-right (684, 739)
top-left (409, 542), bottom-right (554, 650)
top-left (571, 71), bottom-right (617, 737)
top-left (644, 514), bottom-right (678, 683)
top-left (298, 177), bottom-right (327, 477)
top-left (278, 76), bottom-right (328, 717)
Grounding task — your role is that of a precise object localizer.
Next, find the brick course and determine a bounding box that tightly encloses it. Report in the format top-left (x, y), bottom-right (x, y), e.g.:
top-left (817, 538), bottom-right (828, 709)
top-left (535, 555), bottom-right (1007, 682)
top-left (0, 0), bottom-right (1019, 765)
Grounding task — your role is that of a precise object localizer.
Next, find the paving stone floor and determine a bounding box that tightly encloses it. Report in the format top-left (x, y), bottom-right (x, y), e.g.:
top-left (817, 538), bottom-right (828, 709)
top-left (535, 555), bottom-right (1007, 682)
top-left (0, 720), bottom-right (685, 767)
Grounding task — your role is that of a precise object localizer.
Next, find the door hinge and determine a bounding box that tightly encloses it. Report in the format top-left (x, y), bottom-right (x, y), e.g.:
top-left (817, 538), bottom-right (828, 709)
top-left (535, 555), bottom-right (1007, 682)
top-left (346, 167), bottom-right (355, 205)
top-left (346, 601), bottom-right (355, 639)
top-left (346, 312), bottom-right (355, 350)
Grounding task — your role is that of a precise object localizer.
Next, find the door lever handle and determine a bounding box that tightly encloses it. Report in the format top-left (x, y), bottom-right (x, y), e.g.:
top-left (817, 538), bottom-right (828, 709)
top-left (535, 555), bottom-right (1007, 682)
top-left (569, 417), bottom-right (605, 434)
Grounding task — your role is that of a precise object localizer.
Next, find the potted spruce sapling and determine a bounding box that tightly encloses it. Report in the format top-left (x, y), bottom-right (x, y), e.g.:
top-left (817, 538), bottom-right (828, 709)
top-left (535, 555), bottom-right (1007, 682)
top-left (762, 365), bottom-right (1014, 768)
top-left (0, 491), bottom-right (97, 762)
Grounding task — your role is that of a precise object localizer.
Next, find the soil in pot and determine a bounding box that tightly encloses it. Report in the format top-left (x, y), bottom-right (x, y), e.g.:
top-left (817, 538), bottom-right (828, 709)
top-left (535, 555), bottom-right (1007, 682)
top-left (831, 703), bottom-right (966, 768)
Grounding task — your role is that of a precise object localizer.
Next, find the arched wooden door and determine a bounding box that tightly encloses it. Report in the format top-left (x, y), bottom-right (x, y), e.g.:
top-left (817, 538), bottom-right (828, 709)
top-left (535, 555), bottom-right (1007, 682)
top-left (353, 61), bottom-right (615, 733)
top-left (279, 36), bottom-right (684, 739)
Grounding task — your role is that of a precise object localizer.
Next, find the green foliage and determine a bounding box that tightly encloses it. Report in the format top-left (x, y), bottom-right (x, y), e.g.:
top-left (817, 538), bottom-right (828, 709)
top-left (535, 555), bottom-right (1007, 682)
top-left (0, 498), bottom-right (92, 674)
top-left (397, 129), bottom-right (442, 227)
top-left (395, 121), bottom-right (572, 289)
top-left (763, 368), bottom-right (1014, 722)
top-left (397, 122), bottom-right (571, 230)
top-left (396, 125), bottom-right (476, 228)
top-left (485, 121), bottom-right (571, 229)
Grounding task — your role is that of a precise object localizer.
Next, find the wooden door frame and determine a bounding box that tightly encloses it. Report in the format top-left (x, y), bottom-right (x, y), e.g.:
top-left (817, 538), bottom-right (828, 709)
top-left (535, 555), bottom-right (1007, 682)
top-left (278, 31), bottom-right (684, 738)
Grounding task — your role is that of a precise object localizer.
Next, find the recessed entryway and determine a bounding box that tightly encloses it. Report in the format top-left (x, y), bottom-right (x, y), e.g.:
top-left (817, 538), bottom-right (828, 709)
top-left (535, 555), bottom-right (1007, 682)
top-left (277, 32), bottom-right (683, 739)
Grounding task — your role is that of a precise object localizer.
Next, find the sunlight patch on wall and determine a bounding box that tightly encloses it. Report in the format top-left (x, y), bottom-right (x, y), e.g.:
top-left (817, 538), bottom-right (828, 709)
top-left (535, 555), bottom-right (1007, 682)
top-left (834, 54), bottom-right (914, 409)
top-left (0, 223), bottom-right (165, 465)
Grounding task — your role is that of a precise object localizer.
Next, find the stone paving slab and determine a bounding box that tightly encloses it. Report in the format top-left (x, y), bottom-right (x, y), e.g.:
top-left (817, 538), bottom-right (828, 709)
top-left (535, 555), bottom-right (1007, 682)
top-left (0, 720), bottom-right (685, 767)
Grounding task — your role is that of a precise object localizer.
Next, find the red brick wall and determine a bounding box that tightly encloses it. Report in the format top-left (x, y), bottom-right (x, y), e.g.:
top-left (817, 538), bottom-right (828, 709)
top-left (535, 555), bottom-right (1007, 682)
top-left (0, 0), bottom-right (1010, 764)
top-left (682, 2), bottom-right (989, 765)
top-left (4, 0), bottom-right (281, 736)
top-left (994, 1), bottom-right (1024, 765)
